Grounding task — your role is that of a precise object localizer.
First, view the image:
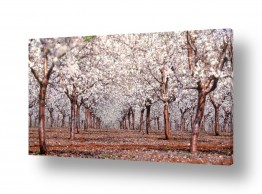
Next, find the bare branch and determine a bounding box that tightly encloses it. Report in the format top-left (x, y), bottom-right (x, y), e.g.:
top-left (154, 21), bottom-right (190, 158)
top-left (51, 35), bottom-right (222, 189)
top-left (30, 67), bottom-right (41, 85)
top-left (217, 42), bottom-right (229, 71)
top-left (205, 77), bottom-right (218, 94)
top-left (46, 62), bottom-right (55, 80)
top-left (184, 86), bottom-right (198, 90)
top-left (209, 93), bottom-right (216, 107)
top-left (186, 31), bottom-right (197, 74)
top-left (146, 63), bottom-right (162, 83)
top-left (142, 76), bottom-right (162, 100)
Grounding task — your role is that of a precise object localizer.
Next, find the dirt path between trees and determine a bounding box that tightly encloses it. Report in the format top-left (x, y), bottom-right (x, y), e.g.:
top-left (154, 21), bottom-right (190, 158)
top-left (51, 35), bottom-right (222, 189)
top-left (29, 128), bottom-right (233, 165)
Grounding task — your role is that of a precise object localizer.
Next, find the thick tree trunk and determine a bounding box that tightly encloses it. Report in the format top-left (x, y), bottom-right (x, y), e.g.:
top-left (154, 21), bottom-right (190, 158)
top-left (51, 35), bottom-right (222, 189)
top-left (139, 109), bottom-right (145, 131)
top-left (145, 104), bottom-right (151, 134)
top-left (38, 85), bottom-right (47, 154)
top-left (164, 103), bottom-right (170, 140)
top-left (191, 91), bottom-right (206, 154)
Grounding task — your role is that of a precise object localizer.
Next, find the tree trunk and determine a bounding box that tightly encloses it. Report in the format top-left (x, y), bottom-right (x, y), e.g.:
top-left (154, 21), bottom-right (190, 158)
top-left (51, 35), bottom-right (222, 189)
top-left (191, 91), bottom-right (206, 154)
top-left (169, 113), bottom-right (172, 131)
top-left (163, 103), bottom-right (170, 140)
top-left (84, 110), bottom-right (87, 130)
top-left (61, 115), bottom-right (65, 128)
top-left (214, 107), bottom-right (219, 135)
top-left (154, 117), bottom-right (156, 130)
top-left (70, 98), bottom-right (76, 140)
top-left (38, 84), bottom-right (47, 154)
top-left (94, 115), bottom-right (96, 129)
top-left (124, 116), bottom-right (126, 130)
top-left (180, 112), bottom-right (185, 131)
top-left (56, 114), bottom-right (60, 128)
top-left (76, 103), bottom-right (81, 133)
top-left (96, 118), bottom-right (99, 129)
top-left (132, 109), bottom-right (135, 130)
top-left (223, 113), bottom-right (229, 132)
top-left (119, 121), bottom-right (122, 129)
top-left (139, 109), bottom-right (145, 131)
top-left (157, 117), bottom-right (160, 130)
top-left (94, 116), bottom-right (97, 129)
top-left (210, 119), bottom-right (214, 133)
top-left (46, 117), bottom-right (49, 128)
top-left (176, 120), bottom-right (180, 131)
top-left (127, 110), bottom-right (131, 130)
top-left (85, 108), bottom-right (91, 130)
top-left (49, 109), bottom-right (54, 128)
top-left (146, 104), bottom-right (151, 134)
top-left (229, 113), bottom-right (233, 132)
top-left (29, 114), bottom-right (32, 128)
top-left (202, 115), bottom-right (206, 132)
top-left (91, 114), bottom-right (93, 128)
top-left (34, 116), bottom-right (37, 128)
top-left (90, 113), bottom-right (93, 128)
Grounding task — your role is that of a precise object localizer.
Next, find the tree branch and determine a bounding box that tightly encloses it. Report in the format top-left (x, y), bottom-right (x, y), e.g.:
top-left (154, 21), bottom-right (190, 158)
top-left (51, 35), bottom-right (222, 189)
top-left (186, 31), bottom-right (197, 74)
top-left (146, 63), bottom-right (162, 84)
top-left (30, 67), bottom-right (41, 85)
top-left (205, 77), bottom-right (218, 94)
top-left (184, 86), bottom-right (198, 90)
top-left (209, 93), bottom-right (216, 107)
top-left (142, 76), bottom-right (162, 100)
top-left (46, 62), bottom-right (55, 80)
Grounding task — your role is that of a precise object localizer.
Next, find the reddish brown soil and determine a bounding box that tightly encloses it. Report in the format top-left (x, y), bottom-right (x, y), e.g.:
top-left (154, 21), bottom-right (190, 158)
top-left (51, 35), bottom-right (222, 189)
top-left (29, 128), bottom-right (233, 165)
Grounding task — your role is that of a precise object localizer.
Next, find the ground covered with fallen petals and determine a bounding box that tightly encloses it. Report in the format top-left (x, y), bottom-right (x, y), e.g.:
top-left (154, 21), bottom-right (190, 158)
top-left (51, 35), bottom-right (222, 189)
top-left (29, 128), bottom-right (233, 165)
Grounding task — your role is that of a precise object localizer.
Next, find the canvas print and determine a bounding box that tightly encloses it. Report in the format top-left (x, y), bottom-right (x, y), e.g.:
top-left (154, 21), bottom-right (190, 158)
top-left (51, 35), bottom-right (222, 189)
top-left (29, 29), bottom-right (233, 165)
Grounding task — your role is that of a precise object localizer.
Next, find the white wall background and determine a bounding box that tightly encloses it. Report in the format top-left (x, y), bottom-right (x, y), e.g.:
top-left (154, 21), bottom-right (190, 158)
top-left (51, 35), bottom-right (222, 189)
top-left (0, 0), bottom-right (261, 193)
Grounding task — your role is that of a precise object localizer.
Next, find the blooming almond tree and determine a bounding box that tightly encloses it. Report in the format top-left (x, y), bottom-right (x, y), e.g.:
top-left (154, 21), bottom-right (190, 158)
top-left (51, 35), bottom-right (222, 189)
top-left (28, 38), bottom-right (71, 154)
top-left (184, 29), bottom-right (233, 153)
top-left (58, 37), bottom-right (102, 139)
top-left (139, 32), bottom-right (177, 140)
